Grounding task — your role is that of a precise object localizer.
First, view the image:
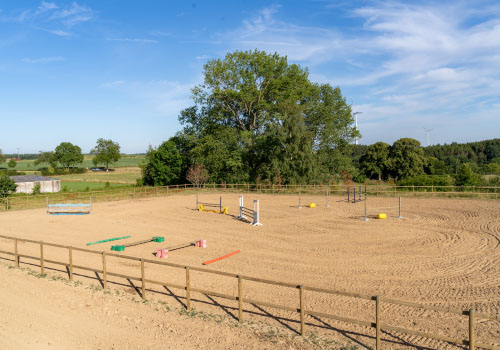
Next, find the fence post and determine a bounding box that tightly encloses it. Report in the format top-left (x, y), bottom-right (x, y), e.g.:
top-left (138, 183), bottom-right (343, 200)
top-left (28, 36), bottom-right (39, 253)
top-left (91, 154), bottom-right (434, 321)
top-left (469, 309), bottom-right (475, 350)
top-left (68, 246), bottom-right (73, 281)
top-left (376, 295), bottom-right (381, 350)
top-left (102, 252), bottom-right (107, 289)
top-left (140, 258), bottom-right (146, 299)
top-left (299, 285), bottom-right (305, 336)
top-left (14, 238), bottom-right (19, 267)
top-left (40, 241), bottom-right (44, 274)
top-left (238, 275), bottom-right (243, 322)
top-left (185, 266), bottom-right (191, 311)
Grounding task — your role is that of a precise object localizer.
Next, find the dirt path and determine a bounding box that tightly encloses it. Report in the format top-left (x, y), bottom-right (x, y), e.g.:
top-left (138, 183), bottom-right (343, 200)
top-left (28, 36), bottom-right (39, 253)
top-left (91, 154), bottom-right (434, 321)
top-left (0, 262), bottom-right (335, 350)
top-left (1, 193), bottom-right (500, 349)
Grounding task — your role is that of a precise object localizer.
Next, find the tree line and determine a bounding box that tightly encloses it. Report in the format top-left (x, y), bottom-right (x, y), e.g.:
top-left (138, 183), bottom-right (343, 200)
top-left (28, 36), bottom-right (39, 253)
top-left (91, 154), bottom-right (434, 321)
top-left (0, 139), bottom-right (121, 173)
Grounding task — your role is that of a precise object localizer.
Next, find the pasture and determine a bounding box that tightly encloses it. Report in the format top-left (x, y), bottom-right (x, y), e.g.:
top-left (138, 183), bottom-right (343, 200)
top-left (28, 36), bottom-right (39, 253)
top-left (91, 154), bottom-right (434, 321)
top-left (1, 193), bottom-right (499, 349)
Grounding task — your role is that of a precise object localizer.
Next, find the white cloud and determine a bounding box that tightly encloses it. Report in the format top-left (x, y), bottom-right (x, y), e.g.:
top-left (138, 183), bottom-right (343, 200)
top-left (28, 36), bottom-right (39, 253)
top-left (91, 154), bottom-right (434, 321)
top-left (99, 80), bottom-right (195, 117)
top-left (100, 80), bottom-right (125, 88)
top-left (107, 38), bottom-right (159, 44)
top-left (220, 6), bottom-right (346, 63)
top-left (216, 2), bottom-right (500, 144)
top-left (21, 56), bottom-right (65, 63)
top-left (6, 1), bottom-right (94, 36)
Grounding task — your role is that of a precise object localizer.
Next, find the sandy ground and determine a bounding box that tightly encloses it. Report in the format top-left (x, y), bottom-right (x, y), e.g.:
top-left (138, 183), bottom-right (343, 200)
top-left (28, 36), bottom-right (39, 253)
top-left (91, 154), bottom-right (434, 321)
top-left (1, 193), bottom-right (500, 349)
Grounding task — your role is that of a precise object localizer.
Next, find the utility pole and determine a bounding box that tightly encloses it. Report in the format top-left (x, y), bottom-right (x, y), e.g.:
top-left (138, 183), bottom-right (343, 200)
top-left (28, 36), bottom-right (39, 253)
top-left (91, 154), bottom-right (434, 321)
top-left (353, 111), bottom-right (363, 145)
top-left (16, 148), bottom-right (20, 160)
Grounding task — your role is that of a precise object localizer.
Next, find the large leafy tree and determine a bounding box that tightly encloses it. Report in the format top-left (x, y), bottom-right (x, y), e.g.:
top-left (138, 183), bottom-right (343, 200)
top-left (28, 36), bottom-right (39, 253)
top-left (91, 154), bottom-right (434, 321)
top-left (91, 138), bottom-right (121, 170)
top-left (142, 140), bottom-right (183, 186)
top-left (53, 142), bottom-right (84, 169)
top-left (389, 138), bottom-right (425, 180)
top-left (179, 49), bottom-right (357, 184)
top-left (360, 142), bottom-right (391, 180)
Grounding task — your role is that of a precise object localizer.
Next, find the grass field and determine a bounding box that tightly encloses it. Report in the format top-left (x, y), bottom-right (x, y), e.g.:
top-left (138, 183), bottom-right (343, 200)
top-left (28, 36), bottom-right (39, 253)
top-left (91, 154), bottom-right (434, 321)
top-left (59, 167), bottom-right (141, 184)
top-left (5, 155), bottom-right (145, 171)
top-left (60, 181), bottom-right (127, 192)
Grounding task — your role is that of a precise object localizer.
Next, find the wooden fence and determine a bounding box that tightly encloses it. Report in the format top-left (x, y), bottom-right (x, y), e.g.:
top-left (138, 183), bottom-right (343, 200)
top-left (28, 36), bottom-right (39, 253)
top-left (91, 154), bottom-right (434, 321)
top-left (1, 183), bottom-right (500, 212)
top-left (0, 234), bottom-right (498, 350)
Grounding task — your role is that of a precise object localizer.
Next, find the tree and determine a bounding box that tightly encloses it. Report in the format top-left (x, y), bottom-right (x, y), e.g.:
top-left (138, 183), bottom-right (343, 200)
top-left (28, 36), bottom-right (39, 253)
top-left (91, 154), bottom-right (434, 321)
top-left (186, 164), bottom-right (209, 187)
top-left (360, 142), bottom-right (391, 180)
top-left (389, 138), bottom-right (425, 180)
top-left (179, 49), bottom-right (357, 184)
top-left (90, 138), bottom-right (121, 170)
top-left (0, 149), bottom-right (5, 164)
top-left (142, 140), bottom-right (183, 186)
top-left (455, 163), bottom-right (479, 187)
top-left (7, 159), bottom-right (16, 169)
top-left (53, 142), bottom-right (84, 169)
top-left (35, 151), bottom-right (56, 168)
top-left (0, 175), bottom-right (17, 198)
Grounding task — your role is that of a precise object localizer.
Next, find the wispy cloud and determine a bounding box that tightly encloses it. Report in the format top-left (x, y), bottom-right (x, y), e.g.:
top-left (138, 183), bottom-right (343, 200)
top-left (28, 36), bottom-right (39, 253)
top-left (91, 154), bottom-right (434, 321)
top-left (21, 56), bottom-right (65, 64)
top-left (218, 2), bottom-right (500, 144)
top-left (5, 1), bottom-right (95, 36)
top-left (220, 6), bottom-right (346, 63)
top-left (107, 38), bottom-right (159, 44)
top-left (99, 80), bottom-right (195, 117)
top-left (99, 80), bottom-right (125, 88)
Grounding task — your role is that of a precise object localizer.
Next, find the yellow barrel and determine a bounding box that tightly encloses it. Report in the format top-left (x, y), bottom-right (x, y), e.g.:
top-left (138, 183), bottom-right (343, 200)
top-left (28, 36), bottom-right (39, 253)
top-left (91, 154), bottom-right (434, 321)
top-left (377, 213), bottom-right (387, 219)
top-left (309, 203), bottom-right (316, 208)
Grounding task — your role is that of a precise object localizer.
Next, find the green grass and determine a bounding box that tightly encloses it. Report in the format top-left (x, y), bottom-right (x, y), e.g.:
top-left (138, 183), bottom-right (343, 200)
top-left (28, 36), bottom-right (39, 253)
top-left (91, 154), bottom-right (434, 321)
top-left (6, 155), bottom-right (145, 171)
top-left (59, 169), bottom-right (141, 184)
top-left (61, 181), bottom-right (129, 192)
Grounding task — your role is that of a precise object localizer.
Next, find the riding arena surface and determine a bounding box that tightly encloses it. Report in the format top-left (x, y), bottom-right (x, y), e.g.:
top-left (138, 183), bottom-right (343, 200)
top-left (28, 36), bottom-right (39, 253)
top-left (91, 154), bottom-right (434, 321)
top-left (1, 193), bottom-right (500, 349)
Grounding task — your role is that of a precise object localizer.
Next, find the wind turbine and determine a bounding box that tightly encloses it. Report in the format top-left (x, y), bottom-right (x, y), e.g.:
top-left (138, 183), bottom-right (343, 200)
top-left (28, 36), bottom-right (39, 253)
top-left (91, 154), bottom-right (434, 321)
top-left (423, 127), bottom-right (432, 147)
top-left (353, 109), bottom-right (363, 145)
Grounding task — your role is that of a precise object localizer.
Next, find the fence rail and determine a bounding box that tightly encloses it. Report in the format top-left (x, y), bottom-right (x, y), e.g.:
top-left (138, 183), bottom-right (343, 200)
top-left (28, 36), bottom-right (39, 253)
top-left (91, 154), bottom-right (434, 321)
top-left (1, 183), bottom-right (500, 212)
top-left (0, 234), bottom-right (498, 350)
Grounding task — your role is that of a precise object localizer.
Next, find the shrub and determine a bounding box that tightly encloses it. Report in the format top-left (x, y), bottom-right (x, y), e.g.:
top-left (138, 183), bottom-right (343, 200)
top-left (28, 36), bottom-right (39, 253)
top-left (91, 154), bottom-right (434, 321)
top-left (32, 183), bottom-right (41, 195)
top-left (398, 175), bottom-right (453, 191)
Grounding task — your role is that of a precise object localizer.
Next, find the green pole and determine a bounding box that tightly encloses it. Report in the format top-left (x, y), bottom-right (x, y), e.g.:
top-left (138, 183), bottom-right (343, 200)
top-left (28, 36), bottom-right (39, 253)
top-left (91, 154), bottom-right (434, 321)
top-left (86, 235), bottom-right (131, 246)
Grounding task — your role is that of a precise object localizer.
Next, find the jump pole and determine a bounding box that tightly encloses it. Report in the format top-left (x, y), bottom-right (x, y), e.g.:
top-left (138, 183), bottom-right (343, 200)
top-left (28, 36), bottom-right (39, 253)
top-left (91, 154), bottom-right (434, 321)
top-left (363, 195), bottom-right (369, 221)
top-left (203, 249), bottom-right (240, 265)
top-left (326, 190), bottom-right (329, 208)
top-left (87, 235), bottom-right (131, 246)
top-left (298, 191), bottom-right (302, 209)
top-left (347, 188), bottom-right (350, 203)
top-left (111, 236), bottom-right (164, 251)
top-left (354, 188), bottom-right (356, 203)
top-left (397, 196), bottom-right (403, 219)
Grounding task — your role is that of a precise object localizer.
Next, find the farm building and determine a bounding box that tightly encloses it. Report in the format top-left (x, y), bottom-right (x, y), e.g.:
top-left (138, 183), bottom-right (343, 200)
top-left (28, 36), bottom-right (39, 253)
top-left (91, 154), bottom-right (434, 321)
top-left (10, 175), bottom-right (61, 193)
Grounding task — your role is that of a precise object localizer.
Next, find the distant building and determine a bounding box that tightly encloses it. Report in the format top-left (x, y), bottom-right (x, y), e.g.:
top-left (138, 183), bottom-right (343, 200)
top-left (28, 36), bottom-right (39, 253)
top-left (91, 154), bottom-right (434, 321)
top-left (10, 175), bottom-right (61, 193)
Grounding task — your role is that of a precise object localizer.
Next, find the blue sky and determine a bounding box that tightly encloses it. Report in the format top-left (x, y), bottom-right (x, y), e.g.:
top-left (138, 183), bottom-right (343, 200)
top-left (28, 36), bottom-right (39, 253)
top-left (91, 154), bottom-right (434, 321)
top-left (1, 1), bottom-right (499, 153)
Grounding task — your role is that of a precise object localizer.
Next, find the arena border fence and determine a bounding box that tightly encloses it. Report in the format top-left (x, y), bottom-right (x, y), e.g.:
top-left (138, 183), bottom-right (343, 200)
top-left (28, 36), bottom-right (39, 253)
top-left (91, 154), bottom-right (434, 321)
top-left (2, 183), bottom-right (500, 212)
top-left (0, 233), bottom-right (499, 350)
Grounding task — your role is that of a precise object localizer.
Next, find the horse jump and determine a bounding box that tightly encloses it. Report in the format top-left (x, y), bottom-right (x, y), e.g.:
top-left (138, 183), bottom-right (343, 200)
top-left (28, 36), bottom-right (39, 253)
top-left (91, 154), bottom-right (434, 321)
top-left (196, 194), bottom-right (228, 214)
top-left (237, 196), bottom-right (262, 226)
top-left (47, 197), bottom-right (92, 215)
